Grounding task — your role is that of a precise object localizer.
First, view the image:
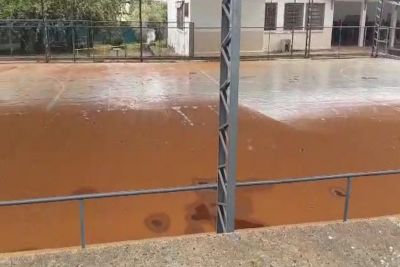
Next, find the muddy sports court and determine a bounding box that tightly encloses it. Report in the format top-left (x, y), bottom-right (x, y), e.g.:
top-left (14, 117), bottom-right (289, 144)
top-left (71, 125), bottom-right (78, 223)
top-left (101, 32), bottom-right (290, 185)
top-left (0, 58), bottom-right (399, 252)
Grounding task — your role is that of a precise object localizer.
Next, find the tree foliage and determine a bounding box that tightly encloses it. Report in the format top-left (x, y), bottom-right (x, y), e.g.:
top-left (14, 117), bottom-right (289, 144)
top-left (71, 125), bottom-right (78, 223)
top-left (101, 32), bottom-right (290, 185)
top-left (0, 0), bottom-right (166, 21)
top-left (124, 0), bottom-right (167, 22)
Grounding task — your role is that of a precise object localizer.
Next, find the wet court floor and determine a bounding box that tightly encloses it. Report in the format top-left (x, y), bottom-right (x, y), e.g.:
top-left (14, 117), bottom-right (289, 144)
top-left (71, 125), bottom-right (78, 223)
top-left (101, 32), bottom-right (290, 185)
top-left (1, 58), bottom-right (400, 252)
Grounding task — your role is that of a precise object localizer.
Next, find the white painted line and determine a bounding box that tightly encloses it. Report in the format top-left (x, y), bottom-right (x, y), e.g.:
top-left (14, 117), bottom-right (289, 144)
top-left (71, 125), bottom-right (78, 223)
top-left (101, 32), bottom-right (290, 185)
top-left (47, 81), bottom-right (66, 111)
top-left (199, 70), bottom-right (219, 85)
top-left (208, 105), bottom-right (218, 114)
top-left (172, 106), bottom-right (194, 126)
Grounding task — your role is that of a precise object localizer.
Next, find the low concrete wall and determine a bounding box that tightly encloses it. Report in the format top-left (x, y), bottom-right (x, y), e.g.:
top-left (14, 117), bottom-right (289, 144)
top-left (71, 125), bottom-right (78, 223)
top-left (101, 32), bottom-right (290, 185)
top-left (1, 216), bottom-right (400, 266)
top-left (264, 29), bottom-right (334, 52)
top-left (194, 29), bottom-right (265, 56)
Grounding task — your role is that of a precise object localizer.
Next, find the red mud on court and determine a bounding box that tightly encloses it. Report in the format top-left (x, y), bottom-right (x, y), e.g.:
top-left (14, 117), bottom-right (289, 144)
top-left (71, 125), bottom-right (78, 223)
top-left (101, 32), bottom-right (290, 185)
top-left (1, 60), bottom-right (400, 252)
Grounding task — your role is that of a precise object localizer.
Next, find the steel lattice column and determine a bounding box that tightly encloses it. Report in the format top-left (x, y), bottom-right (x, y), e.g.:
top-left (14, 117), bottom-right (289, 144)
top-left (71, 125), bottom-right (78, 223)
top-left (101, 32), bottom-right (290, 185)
top-left (371, 0), bottom-right (384, 57)
top-left (305, 0), bottom-right (313, 58)
top-left (216, 0), bottom-right (242, 234)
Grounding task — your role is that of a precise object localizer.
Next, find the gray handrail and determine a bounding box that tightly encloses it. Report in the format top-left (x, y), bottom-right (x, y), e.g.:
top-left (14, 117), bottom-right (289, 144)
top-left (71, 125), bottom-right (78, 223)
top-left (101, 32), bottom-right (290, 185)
top-left (1, 169), bottom-right (399, 207)
top-left (2, 169), bottom-right (400, 249)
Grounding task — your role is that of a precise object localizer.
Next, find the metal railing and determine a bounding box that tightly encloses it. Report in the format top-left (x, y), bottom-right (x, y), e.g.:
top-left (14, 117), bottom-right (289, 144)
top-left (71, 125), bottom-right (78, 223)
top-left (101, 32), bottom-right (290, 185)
top-left (1, 169), bottom-right (399, 248)
top-left (1, 20), bottom-right (399, 62)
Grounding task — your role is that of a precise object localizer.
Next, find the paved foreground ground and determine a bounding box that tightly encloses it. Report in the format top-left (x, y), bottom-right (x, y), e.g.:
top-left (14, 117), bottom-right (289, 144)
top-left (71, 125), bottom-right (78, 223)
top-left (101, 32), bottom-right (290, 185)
top-left (1, 216), bottom-right (400, 267)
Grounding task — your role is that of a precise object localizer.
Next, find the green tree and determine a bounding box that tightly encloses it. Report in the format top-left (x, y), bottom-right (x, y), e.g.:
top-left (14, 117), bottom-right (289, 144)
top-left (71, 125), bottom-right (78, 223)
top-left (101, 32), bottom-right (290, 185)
top-left (0, 0), bottom-right (127, 20)
top-left (123, 0), bottom-right (167, 22)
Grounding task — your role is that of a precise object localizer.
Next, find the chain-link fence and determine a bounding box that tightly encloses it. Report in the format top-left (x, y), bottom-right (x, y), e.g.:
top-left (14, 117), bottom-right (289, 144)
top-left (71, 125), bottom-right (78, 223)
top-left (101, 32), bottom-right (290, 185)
top-left (1, 20), bottom-right (399, 61)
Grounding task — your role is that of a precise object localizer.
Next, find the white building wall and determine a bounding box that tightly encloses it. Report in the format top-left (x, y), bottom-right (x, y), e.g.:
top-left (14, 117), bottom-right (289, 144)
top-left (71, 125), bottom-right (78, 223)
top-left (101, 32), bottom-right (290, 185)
top-left (168, 0), bottom-right (336, 55)
top-left (191, 0), bottom-right (265, 56)
top-left (264, 0), bottom-right (334, 52)
top-left (167, 0), bottom-right (192, 56)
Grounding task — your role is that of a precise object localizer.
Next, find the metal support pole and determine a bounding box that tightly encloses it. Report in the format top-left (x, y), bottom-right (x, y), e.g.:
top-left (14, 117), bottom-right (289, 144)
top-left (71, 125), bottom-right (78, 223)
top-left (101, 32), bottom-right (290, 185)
top-left (72, 0), bottom-right (76, 62)
top-left (41, 0), bottom-right (50, 62)
top-left (72, 26), bottom-right (76, 62)
top-left (386, 26), bottom-right (390, 53)
top-left (91, 21), bottom-right (95, 62)
top-left (291, 25), bottom-right (294, 56)
top-left (371, 0), bottom-right (384, 57)
top-left (8, 22), bottom-right (13, 56)
top-left (291, 0), bottom-right (296, 57)
top-left (79, 199), bottom-right (86, 248)
top-left (338, 21), bottom-right (343, 58)
top-left (305, 0), bottom-right (313, 58)
top-left (267, 30), bottom-right (271, 58)
top-left (189, 22), bottom-right (195, 58)
top-left (216, 0), bottom-right (242, 234)
top-left (343, 177), bottom-right (353, 222)
top-left (139, 0), bottom-right (143, 62)
top-left (390, 6), bottom-right (398, 48)
top-left (363, 25), bottom-right (367, 47)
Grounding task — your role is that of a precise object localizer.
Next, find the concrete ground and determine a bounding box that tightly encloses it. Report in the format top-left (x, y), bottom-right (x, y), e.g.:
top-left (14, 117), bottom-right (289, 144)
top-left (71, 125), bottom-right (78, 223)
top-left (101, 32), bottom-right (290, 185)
top-left (1, 216), bottom-right (400, 267)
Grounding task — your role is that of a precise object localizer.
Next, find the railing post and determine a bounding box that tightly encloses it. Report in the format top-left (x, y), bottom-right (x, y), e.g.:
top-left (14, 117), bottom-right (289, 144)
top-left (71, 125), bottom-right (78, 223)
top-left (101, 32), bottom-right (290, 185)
top-left (343, 177), bottom-right (353, 222)
top-left (79, 199), bottom-right (86, 248)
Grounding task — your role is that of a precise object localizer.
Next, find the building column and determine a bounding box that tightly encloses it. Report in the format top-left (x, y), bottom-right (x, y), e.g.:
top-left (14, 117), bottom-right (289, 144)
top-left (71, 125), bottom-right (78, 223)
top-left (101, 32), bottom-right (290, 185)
top-left (390, 6), bottom-right (398, 47)
top-left (358, 0), bottom-right (367, 47)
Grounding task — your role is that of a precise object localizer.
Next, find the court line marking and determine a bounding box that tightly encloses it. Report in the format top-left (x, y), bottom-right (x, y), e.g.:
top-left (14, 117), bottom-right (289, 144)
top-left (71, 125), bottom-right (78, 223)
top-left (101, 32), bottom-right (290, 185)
top-left (172, 106), bottom-right (194, 126)
top-left (199, 70), bottom-right (219, 85)
top-left (46, 69), bottom-right (70, 111)
top-left (47, 81), bottom-right (67, 111)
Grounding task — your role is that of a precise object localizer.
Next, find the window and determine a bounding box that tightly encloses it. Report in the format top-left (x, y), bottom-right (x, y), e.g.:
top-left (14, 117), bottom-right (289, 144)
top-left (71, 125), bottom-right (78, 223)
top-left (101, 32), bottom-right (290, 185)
top-left (184, 3), bottom-right (189, 17)
top-left (306, 3), bottom-right (325, 30)
top-left (177, 2), bottom-right (184, 30)
top-left (264, 3), bottom-right (277, 30)
top-left (284, 3), bottom-right (304, 30)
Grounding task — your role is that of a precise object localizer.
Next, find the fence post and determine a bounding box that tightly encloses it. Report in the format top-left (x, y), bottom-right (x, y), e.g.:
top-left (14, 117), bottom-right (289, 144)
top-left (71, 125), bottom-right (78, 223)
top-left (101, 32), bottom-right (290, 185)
top-left (189, 22), bottom-right (195, 58)
top-left (79, 199), bottom-right (86, 248)
top-left (338, 22), bottom-right (343, 58)
top-left (385, 27), bottom-right (390, 53)
top-left (91, 22), bottom-right (95, 62)
top-left (41, 0), bottom-right (50, 62)
top-left (267, 29), bottom-right (271, 58)
top-left (363, 25), bottom-right (367, 47)
top-left (291, 25), bottom-right (294, 57)
top-left (139, 0), bottom-right (143, 62)
top-left (8, 22), bottom-right (13, 56)
top-left (72, 25), bottom-right (76, 62)
top-left (343, 177), bottom-right (353, 222)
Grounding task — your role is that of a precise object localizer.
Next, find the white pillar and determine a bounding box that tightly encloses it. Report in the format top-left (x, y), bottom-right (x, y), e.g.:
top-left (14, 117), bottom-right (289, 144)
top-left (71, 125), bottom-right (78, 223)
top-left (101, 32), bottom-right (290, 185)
top-left (358, 1), bottom-right (367, 47)
top-left (390, 6), bottom-right (398, 48)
